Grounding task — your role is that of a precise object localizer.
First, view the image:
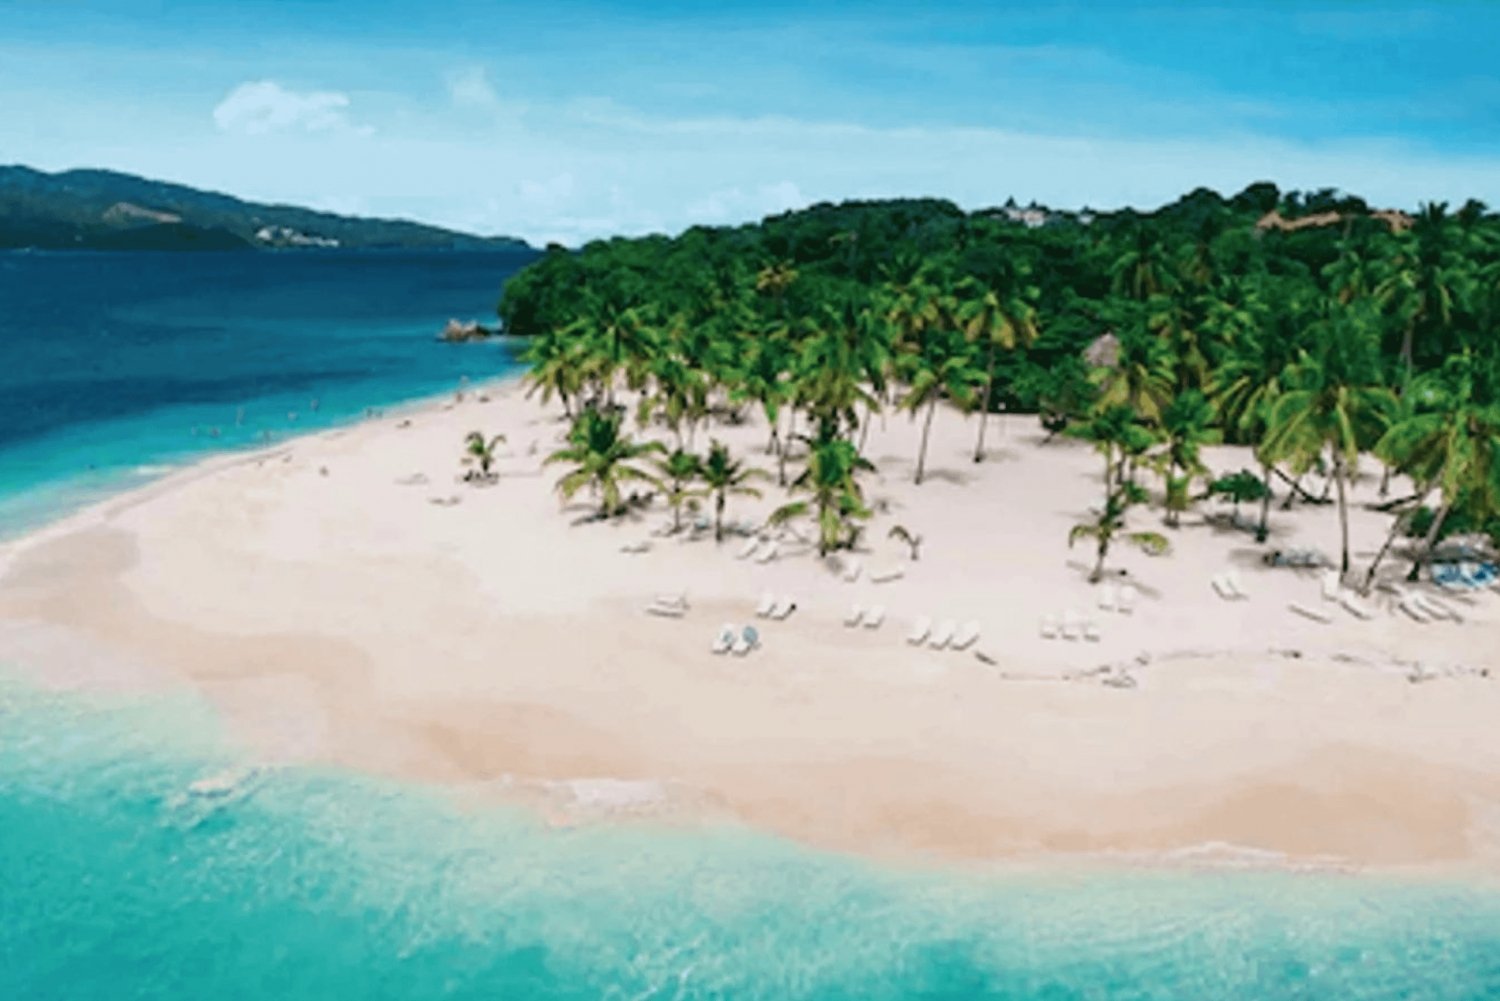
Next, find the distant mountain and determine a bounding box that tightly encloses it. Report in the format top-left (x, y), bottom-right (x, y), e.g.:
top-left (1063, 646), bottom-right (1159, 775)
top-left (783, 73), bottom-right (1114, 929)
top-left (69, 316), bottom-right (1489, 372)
top-left (0, 166), bottom-right (530, 252)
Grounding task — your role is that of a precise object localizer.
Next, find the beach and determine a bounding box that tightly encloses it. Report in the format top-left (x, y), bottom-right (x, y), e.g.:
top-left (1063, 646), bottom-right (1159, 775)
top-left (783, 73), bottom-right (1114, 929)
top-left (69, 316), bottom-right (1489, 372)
top-left (3, 378), bottom-right (1499, 871)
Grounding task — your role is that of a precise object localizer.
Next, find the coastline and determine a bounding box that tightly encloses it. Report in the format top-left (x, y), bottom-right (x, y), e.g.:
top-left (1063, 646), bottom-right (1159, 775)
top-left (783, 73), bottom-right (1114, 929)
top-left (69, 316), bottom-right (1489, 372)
top-left (3, 377), bottom-right (1499, 874)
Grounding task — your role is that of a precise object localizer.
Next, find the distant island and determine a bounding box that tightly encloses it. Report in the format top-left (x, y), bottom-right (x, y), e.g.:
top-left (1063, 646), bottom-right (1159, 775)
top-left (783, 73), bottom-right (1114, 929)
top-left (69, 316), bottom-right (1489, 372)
top-left (0, 165), bottom-right (531, 252)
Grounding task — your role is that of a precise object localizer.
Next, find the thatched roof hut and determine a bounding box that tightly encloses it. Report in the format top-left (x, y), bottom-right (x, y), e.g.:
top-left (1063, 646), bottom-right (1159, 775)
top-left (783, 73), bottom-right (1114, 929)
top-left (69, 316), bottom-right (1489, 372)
top-left (1083, 331), bottom-right (1120, 369)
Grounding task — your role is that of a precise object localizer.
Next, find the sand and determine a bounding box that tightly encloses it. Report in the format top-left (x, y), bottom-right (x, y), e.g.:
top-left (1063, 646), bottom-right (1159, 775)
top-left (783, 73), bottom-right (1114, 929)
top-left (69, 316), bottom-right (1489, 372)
top-left (3, 379), bottom-right (1499, 871)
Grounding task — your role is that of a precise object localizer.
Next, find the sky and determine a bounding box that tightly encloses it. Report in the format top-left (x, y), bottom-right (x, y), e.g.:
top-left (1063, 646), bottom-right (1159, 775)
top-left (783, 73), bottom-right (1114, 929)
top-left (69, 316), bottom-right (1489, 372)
top-left (3, 1), bottom-right (1500, 246)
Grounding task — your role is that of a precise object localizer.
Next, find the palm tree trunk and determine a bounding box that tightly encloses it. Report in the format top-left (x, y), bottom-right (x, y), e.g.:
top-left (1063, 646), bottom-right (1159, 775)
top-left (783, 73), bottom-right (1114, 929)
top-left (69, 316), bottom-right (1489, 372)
top-left (715, 491), bottom-right (725, 543)
top-left (915, 397), bottom-right (938, 484)
top-left (1364, 489), bottom-right (1430, 592)
top-left (858, 401), bottom-right (873, 455)
top-left (1092, 536), bottom-right (1109, 584)
top-left (1406, 499), bottom-right (1452, 582)
top-left (974, 346), bottom-right (996, 463)
top-left (1256, 463), bottom-right (1273, 543)
top-left (1334, 454), bottom-right (1351, 580)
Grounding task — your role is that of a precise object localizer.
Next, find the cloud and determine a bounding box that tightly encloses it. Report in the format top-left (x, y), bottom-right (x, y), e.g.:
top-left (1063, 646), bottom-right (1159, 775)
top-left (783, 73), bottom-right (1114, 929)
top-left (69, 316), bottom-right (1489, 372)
top-left (212, 80), bottom-right (371, 136)
top-left (446, 66), bottom-right (499, 108)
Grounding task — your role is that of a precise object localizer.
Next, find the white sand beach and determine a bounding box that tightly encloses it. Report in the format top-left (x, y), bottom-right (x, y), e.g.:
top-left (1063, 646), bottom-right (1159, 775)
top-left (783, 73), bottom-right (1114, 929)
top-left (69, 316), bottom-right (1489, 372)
top-left (3, 380), bottom-right (1499, 870)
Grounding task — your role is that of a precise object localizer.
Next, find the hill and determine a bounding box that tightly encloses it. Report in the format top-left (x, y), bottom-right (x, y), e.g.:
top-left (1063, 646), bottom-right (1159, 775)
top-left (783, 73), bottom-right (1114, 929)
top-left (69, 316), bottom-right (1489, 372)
top-left (0, 166), bottom-right (530, 252)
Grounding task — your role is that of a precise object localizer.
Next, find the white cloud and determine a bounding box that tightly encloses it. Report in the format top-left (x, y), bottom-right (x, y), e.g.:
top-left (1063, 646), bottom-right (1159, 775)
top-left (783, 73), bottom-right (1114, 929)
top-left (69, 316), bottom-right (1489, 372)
top-left (212, 80), bottom-right (371, 136)
top-left (446, 67), bottom-right (499, 108)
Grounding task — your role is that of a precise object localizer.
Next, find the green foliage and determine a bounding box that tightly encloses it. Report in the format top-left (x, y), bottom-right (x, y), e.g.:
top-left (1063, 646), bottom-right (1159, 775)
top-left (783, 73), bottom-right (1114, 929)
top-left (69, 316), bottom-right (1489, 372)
top-left (544, 408), bottom-right (665, 517)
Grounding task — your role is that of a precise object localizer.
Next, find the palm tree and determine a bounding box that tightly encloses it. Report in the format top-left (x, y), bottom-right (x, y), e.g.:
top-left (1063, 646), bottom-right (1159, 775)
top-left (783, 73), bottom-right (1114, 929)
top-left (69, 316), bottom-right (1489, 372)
top-left (1089, 323), bottom-right (1173, 425)
top-left (699, 440), bottom-right (769, 543)
top-left (544, 408), bottom-right (664, 517)
top-left (1365, 352), bottom-right (1500, 586)
top-left (1153, 389), bottom-right (1220, 527)
top-left (897, 336), bottom-right (983, 484)
top-left (735, 330), bottom-right (791, 455)
top-left (463, 431), bottom-right (507, 479)
top-left (655, 447), bottom-right (703, 534)
top-left (1068, 404), bottom-right (1158, 508)
top-left (1375, 202), bottom-right (1469, 386)
top-left (1069, 481), bottom-right (1170, 583)
top-left (1261, 302), bottom-right (1399, 578)
top-left (519, 329), bottom-right (582, 418)
top-left (771, 418), bottom-right (876, 555)
top-left (956, 274), bottom-right (1038, 462)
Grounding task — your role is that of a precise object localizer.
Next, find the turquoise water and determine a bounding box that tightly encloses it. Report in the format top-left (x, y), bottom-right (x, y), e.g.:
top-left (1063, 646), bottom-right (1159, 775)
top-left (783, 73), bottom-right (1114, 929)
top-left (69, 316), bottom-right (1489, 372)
top-left (6, 251), bottom-right (1500, 997)
top-left (4, 672), bottom-right (1500, 999)
top-left (0, 250), bottom-right (532, 538)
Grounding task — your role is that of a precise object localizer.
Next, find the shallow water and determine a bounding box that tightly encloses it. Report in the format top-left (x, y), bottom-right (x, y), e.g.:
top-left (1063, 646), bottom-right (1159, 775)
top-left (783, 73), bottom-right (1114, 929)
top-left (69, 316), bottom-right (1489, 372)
top-left (4, 673), bottom-right (1500, 1000)
top-left (0, 249), bottom-right (532, 538)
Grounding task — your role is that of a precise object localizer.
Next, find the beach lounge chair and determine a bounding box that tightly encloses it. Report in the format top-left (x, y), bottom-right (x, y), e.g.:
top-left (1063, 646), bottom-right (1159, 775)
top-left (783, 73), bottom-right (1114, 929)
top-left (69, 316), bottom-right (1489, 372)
top-left (906, 616), bottom-right (932, 645)
top-left (1211, 574), bottom-right (1235, 600)
top-left (928, 619), bottom-right (957, 649)
top-left (754, 591), bottom-right (776, 618)
top-left (1097, 583), bottom-right (1117, 612)
top-left (869, 566), bottom-right (905, 584)
top-left (950, 621), bottom-right (980, 651)
top-left (1226, 570), bottom-right (1249, 599)
top-left (1320, 570), bottom-right (1341, 602)
top-left (712, 623), bottom-right (737, 654)
top-left (1060, 610), bottom-right (1083, 641)
top-left (1396, 591), bottom-right (1431, 623)
top-left (844, 605), bottom-right (865, 627)
top-left (756, 540), bottom-right (780, 564)
top-left (1039, 615), bottom-right (1059, 639)
top-left (1082, 619), bottom-right (1101, 642)
top-left (646, 600), bottom-right (687, 618)
top-left (1289, 602), bottom-right (1332, 623)
top-left (843, 558), bottom-right (863, 583)
top-left (769, 596), bottom-right (797, 620)
top-left (732, 625), bottom-right (759, 656)
top-left (620, 539), bottom-right (652, 554)
top-left (1117, 584), bottom-right (1138, 614)
top-left (1338, 591), bottom-right (1375, 620)
top-left (1417, 593), bottom-right (1459, 621)
top-left (736, 538), bottom-right (762, 560)
top-left (862, 605), bottom-right (886, 629)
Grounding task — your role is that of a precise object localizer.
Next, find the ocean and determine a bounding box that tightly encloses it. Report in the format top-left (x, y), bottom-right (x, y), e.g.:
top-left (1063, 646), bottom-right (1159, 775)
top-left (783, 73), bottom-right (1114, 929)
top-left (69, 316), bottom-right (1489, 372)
top-left (4, 251), bottom-right (1500, 999)
top-left (0, 249), bottom-right (531, 538)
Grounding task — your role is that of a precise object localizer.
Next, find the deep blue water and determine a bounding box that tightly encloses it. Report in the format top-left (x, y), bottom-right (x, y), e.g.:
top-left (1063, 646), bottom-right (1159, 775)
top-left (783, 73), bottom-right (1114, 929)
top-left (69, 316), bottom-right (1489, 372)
top-left (0, 249), bottom-right (532, 537)
top-left (4, 251), bottom-right (1500, 998)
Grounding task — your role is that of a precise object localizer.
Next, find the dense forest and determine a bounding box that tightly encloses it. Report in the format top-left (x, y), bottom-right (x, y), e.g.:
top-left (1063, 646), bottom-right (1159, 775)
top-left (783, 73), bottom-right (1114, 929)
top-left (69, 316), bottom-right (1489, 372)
top-left (497, 183), bottom-right (1500, 585)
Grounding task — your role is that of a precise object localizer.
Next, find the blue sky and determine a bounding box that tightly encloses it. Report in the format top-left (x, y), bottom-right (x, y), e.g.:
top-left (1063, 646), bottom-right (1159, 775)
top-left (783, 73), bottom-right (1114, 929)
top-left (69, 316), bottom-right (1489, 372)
top-left (3, 1), bottom-right (1499, 244)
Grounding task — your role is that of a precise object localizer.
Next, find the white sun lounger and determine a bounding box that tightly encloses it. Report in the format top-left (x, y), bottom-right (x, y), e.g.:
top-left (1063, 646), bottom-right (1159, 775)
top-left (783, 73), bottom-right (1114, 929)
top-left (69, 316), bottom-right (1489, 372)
top-left (1211, 574), bottom-right (1236, 600)
top-left (712, 623), bottom-right (737, 654)
top-left (736, 538), bottom-right (762, 560)
top-left (843, 559), bottom-right (863, 583)
top-left (1039, 615), bottom-right (1059, 639)
top-left (769, 596), bottom-right (797, 620)
top-left (731, 625), bottom-right (759, 656)
top-left (1097, 583), bottom-right (1117, 612)
top-left (1320, 570), bottom-right (1341, 602)
top-left (756, 540), bottom-right (780, 564)
top-left (906, 616), bottom-right (932, 645)
top-left (1226, 570), bottom-right (1249, 598)
top-left (950, 621), bottom-right (980, 651)
top-left (1418, 594), bottom-right (1460, 621)
top-left (1289, 601), bottom-right (1332, 623)
top-left (754, 591), bottom-right (776, 618)
top-left (620, 539), bottom-right (652, 554)
top-left (1082, 619), bottom-right (1101, 642)
top-left (1060, 610), bottom-right (1083, 640)
top-left (1338, 591), bottom-right (1375, 620)
top-left (862, 605), bottom-right (886, 629)
top-left (1118, 583), bottom-right (1138, 614)
top-left (844, 605), bottom-right (865, 627)
top-left (1396, 593), bottom-right (1431, 622)
top-left (869, 567), bottom-right (905, 584)
top-left (928, 619), bottom-right (957, 649)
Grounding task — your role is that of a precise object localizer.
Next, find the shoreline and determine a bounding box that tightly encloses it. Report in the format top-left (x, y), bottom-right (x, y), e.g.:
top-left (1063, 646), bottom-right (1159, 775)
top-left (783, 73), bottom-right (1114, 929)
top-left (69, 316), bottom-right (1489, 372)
top-left (3, 378), bottom-right (1499, 874)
